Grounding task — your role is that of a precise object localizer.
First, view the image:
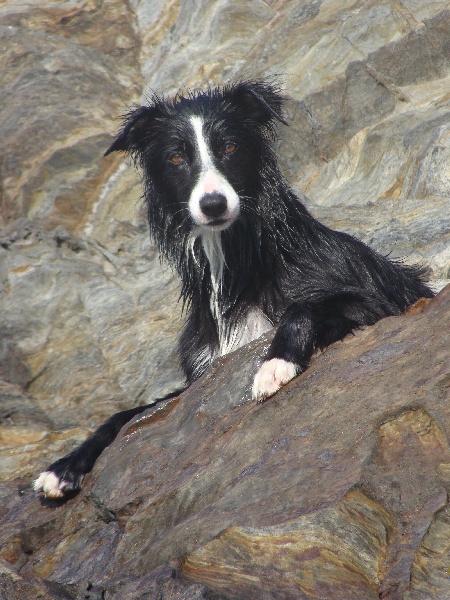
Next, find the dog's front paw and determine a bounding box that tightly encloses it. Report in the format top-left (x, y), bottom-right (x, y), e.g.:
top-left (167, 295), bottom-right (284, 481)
top-left (252, 358), bottom-right (299, 402)
top-left (33, 455), bottom-right (86, 499)
top-left (33, 471), bottom-right (72, 499)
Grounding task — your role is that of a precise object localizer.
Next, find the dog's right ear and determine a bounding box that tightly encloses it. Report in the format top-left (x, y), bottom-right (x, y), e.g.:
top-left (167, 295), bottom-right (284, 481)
top-left (229, 80), bottom-right (288, 127)
top-left (104, 105), bottom-right (161, 156)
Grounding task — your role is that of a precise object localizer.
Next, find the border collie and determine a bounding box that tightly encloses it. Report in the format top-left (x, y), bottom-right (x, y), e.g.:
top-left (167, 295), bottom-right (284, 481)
top-left (34, 80), bottom-right (433, 499)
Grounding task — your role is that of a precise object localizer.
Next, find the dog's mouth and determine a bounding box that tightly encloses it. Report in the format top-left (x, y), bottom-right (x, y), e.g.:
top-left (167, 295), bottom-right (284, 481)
top-left (204, 217), bottom-right (233, 230)
top-left (207, 218), bottom-right (227, 226)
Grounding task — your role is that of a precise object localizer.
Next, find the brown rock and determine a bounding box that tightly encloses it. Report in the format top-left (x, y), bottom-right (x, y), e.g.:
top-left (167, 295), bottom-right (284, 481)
top-left (1, 286), bottom-right (449, 599)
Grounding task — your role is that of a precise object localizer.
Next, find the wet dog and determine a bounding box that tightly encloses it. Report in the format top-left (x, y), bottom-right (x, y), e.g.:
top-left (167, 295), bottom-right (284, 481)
top-left (34, 80), bottom-right (433, 498)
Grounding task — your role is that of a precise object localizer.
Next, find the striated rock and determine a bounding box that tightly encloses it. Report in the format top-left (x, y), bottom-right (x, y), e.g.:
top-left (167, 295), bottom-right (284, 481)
top-left (0, 0), bottom-right (141, 230)
top-left (1, 285), bottom-right (449, 599)
top-left (1, 0), bottom-right (450, 597)
top-left (181, 489), bottom-right (395, 600)
top-left (0, 220), bottom-right (183, 473)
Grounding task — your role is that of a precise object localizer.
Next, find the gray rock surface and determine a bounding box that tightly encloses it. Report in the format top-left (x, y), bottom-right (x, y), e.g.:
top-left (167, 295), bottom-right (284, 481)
top-left (0, 1), bottom-right (449, 598)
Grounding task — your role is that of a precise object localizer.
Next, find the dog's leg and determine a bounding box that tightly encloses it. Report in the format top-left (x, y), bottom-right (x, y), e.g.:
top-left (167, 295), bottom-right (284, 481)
top-left (252, 291), bottom-right (393, 401)
top-left (252, 302), bottom-right (316, 401)
top-left (34, 387), bottom-right (185, 498)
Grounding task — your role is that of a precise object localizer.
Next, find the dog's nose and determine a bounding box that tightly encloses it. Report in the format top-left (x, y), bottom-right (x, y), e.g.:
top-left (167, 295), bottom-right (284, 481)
top-left (199, 193), bottom-right (227, 218)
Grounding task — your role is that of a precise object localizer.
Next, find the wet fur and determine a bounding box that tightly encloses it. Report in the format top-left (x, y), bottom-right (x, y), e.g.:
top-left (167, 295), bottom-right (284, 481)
top-left (34, 80), bottom-right (433, 498)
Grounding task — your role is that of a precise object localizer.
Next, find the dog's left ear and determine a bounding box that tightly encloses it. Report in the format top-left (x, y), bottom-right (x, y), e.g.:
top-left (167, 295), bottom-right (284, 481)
top-left (104, 105), bottom-right (161, 156)
top-left (230, 80), bottom-right (288, 127)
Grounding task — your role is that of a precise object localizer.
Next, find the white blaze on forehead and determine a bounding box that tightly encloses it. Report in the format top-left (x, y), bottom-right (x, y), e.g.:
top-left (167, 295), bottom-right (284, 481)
top-left (188, 115), bottom-right (240, 229)
top-left (190, 116), bottom-right (213, 169)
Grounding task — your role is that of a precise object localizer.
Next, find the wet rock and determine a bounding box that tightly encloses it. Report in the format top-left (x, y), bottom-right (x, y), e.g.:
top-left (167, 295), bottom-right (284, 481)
top-left (1, 286), bottom-right (449, 599)
top-left (0, 559), bottom-right (78, 600)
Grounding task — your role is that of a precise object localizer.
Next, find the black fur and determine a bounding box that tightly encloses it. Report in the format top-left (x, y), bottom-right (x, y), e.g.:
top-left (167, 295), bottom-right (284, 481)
top-left (34, 80), bottom-right (433, 498)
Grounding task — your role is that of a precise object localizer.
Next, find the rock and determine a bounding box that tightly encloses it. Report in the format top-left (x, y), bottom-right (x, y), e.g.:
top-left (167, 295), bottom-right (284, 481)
top-left (0, 0), bottom-right (450, 597)
top-left (0, 558), bottom-right (78, 600)
top-left (1, 285), bottom-right (449, 599)
top-left (0, 221), bottom-right (184, 428)
top-left (0, 0), bottom-right (141, 230)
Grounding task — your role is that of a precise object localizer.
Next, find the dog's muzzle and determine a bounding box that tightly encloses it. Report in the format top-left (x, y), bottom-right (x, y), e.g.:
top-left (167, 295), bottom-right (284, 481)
top-left (189, 171), bottom-right (240, 229)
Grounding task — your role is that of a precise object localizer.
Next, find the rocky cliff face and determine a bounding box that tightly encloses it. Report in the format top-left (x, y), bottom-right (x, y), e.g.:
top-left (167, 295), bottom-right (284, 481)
top-left (0, 1), bottom-right (449, 598)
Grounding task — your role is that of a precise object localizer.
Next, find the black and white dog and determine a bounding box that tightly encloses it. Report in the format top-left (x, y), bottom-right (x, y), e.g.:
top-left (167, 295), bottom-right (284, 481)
top-left (34, 80), bottom-right (433, 498)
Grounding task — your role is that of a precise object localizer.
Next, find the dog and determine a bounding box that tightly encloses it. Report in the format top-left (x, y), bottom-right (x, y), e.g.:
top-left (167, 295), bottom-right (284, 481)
top-left (34, 80), bottom-right (434, 498)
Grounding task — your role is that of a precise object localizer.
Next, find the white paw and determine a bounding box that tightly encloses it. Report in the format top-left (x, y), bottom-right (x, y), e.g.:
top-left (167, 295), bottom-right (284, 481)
top-left (33, 471), bottom-right (68, 499)
top-left (252, 358), bottom-right (298, 401)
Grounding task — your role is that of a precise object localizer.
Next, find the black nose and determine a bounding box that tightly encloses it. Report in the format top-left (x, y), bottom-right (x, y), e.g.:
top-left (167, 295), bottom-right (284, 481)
top-left (199, 193), bottom-right (227, 218)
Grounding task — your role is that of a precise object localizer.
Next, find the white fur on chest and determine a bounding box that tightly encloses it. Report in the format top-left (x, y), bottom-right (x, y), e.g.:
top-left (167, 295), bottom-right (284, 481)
top-left (196, 224), bottom-right (272, 359)
top-left (216, 306), bottom-right (273, 357)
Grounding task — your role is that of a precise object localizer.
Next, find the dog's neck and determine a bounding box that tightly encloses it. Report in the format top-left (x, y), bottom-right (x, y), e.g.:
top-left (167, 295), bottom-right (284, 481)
top-left (199, 229), bottom-right (225, 295)
top-left (184, 214), bottom-right (281, 320)
top-left (198, 229), bottom-right (273, 357)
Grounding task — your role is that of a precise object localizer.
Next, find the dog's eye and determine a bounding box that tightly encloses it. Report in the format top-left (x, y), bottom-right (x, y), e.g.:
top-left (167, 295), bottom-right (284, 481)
top-left (169, 153), bottom-right (184, 164)
top-left (224, 143), bottom-right (236, 155)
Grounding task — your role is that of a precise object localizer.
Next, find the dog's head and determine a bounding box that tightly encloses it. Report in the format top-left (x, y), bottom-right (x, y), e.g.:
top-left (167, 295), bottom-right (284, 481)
top-left (105, 80), bottom-right (287, 233)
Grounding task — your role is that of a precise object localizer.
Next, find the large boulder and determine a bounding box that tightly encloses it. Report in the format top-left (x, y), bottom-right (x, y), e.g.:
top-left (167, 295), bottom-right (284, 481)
top-left (1, 286), bottom-right (449, 599)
